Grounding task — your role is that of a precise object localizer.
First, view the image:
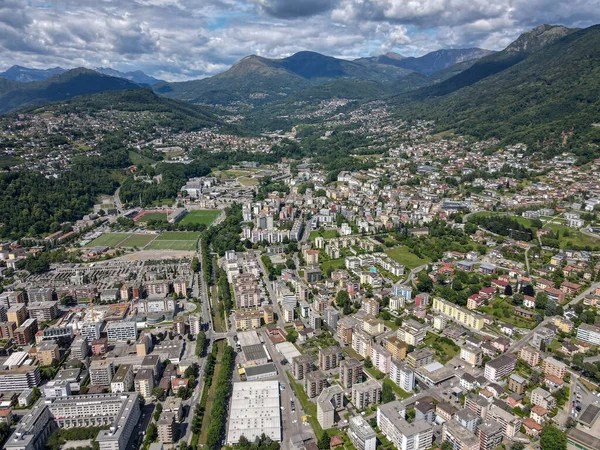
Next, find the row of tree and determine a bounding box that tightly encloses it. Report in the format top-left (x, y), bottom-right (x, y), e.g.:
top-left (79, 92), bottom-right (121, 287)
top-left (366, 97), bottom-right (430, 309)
top-left (206, 345), bottom-right (236, 450)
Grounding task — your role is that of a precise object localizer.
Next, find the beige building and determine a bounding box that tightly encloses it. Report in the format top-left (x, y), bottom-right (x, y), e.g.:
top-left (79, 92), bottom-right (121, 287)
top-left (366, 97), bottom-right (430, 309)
top-left (519, 346), bottom-right (540, 367)
top-left (235, 310), bottom-right (262, 330)
top-left (432, 297), bottom-right (484, 330)
top-left (386, 336), bottom-right (407, 360)
top-left (542, 357), bottom-right (567, 380)
top-left (37, 341), bottom-right (60, 366)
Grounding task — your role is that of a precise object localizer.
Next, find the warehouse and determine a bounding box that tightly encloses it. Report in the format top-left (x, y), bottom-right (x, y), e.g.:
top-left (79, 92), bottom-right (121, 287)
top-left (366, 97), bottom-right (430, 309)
top-left (226, 380), bottom-right (281, 445)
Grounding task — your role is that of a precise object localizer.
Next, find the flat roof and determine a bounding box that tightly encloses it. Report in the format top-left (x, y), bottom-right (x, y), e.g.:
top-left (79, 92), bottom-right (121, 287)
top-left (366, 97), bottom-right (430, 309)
top-left (242, 344), bottom-right (268, 363)
top-left (244, 363), bottom-right (277, 378)
top-left (237, 331), bottom-right (262, 347)
top-left (579, 404), bottom-right (600, 427)
top-left (567, 427), bottom-right (600, 449)
top-left (226, 381), bottom-right (281, 444)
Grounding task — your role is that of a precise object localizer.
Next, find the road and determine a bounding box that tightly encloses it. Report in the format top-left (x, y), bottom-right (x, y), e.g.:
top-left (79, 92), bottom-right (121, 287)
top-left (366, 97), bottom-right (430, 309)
top-left (407, 264), bottom-right (429, 288)
top-left (565, 282), bottom-right (600, 308)
top-left (113, 186), bottom-right (124, 213)
top-left (507, 318), bottom-right (552, 354)
top-left (260, 329), bottom-right (315, 449)
top-left (256, 251), bottom-right (287, 329)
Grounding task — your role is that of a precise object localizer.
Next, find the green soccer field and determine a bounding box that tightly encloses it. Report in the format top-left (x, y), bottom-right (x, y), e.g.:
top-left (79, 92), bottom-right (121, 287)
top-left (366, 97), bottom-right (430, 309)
top-left (145, 240), bottom-right (197, 251)
top-left (158, 231), bottom-right (201, 241)
top-left (178, 210), bottom-right (221, 226)
top-left (119, 234), bottom-right (157, 248)
top-left (137, 212), bottom-right (168, 222)
top-left (88, 233), bottom-right (132, 248)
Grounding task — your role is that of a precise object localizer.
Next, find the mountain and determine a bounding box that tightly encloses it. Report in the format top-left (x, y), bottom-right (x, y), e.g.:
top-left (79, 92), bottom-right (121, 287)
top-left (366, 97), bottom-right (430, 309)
top-left (0, 78), bottom-right (21, 96)
top-left (94, 68), bottom-right (163, 85)
top-left (19, 88), bottom-right (222, 131)
top-left (358, 48), bottom-right (494, 75)
top-left (0, 68), bottom-right (142, 113)
top-left (505, 24), bottom-right (575, 53)
top-left (154, 51), bottom-right (412, 106)
top-left (394, 24), bottom-right (600, 160)
top-left (0, 65), bottom-right (66, 82)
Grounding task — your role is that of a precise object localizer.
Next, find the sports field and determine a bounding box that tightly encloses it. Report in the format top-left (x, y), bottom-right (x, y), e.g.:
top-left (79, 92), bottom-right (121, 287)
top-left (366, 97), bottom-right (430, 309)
top-left (136, 212), bottom-right (168, 222)
top-left (145, 231), bottom-right (200, 251)
top-left (119, 234), bottom-right (157, 248)
top-left (179, 210), bottom-right (221, 226)
top-left (88, 233), bottom-right (131, 248)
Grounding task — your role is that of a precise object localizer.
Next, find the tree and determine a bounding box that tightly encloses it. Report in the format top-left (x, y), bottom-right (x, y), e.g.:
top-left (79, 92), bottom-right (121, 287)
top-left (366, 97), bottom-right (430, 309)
top-left (364, 356), bottom-right (373, 368)
top-left (540, 424), bottom-right (567, 450)
top-left (152, 387), bottom-right (166, 401)
top-left (153, 402), bottom-right (163, 421)
top-left (286, 329), bottom-right (298, 344)
top-left (191, 257), bottom-right (200, 272)
top-left (336, 290), bottom-right (350, 307)
top-left (523, 284), bottom-right (535, 296)
top-left (504, 284), bottom-right (513, 296)
top-left (536, 292), bottom-right (548, 310)
top-left (317, 433), bottom-right (331, 450)
top-left (146, 423), bottom-right (158, 443)
top-left (512, 293), bottom-right (524, 306)
top-left (382, 381), bottom-right (395, 403)
top-left (511, 444), bottom-right (525, 450)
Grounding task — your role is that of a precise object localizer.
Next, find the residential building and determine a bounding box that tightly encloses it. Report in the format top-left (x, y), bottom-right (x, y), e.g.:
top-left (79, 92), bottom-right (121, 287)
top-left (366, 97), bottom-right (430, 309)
top-left (484, 354), bottom-right (516, 382)
top-left (26, 301), bottom-right (58, 322)
top-left (442, 420), bottom-right (480, 450)
top-left (362, 298), bottom-right (380, 317)
top-left (371, 344), bottom-right (392, 374)
top-left (406, 349), bottom-right (434, 369)
top-left (106, 321), bottom-right (138, 342)
top-left (531, 387), bottom-right (556, 410)
top-left (432, 297), bottom-right (484, 330)
top-left (305, 370), bottom-right (327, 398)
top-left (477, 422), bottom-right (503, 450)
top-left (352, 379), bottom-right (382, 410)
top-left (390, 359), bottom-right (415, 393)
top-left (292, 355), bottom-right (313, 381)
top-left (340, 358), bottom-right (363, 388)
top-left (90, 360), bottom-right (115, 386)
top-left (455, 408), bottom-right (480, 433)
top-left (317, 385), bottom-right (343, 429)
top-left (15, 318), bottom-right (38, 345)
top-left (460, 344), bottom-right (483, 367)
top-left (486, 404), bottom-right (521, 438)
top-left (519, 346), bottom-right (540, 367)
top-left (508, 374), bottom-right (527, 395)
top-left (377, 401), bottom-right (433, 450)
top-left (157, 412), bottom-right (176, 443)
top-left (135, 369), bottom-right (154, 400)
top-left (348, 415), bottom-right (377, 450)
top-left (386, 336), bottom-right (407, 360)
top-left (542, 357), bottom-right (567, 380)
top-left (319, 346), bottom-right (340, 371)
top-left (397, 319), bottom-right (427, 346)
top-left (111, 364), bottom-right (134, 393)
top-left (36, 340), bottom-right (60, 366)
top-left (7, 304), bottom-right (27, 327)
top-left (0, 366), bottom-right (41, 392)
top-left (234, 310), bottom-right (262, 330)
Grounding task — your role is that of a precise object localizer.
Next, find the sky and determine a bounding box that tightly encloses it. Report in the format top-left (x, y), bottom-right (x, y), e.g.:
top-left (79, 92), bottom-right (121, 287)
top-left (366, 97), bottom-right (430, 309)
top-left (1, 0), bottom-right (599, 81)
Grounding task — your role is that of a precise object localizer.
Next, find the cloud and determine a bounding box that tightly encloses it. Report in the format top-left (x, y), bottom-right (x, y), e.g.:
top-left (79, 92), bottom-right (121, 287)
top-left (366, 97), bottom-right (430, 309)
top-left (254, 0), bottom-right (338, 19)
top-left (0, 0), bottom-right (599, 81)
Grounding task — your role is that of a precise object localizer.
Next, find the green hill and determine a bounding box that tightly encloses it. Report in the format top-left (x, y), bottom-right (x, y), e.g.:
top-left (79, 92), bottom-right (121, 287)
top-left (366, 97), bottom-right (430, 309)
top-left (0, 68), bottom-right (142, 113)
top-left (394, 24), bottom-right (600, 160)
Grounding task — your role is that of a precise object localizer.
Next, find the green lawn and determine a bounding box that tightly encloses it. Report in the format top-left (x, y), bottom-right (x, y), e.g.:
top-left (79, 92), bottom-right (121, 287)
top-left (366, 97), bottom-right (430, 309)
top-left (309, 229), bottom-right (339, 241)
top-left (385, 246), bottom-right (431, 269)
top-left (287, 373), bottom-right (334, 439)
top-left (544, 223), bottom-right (600, 249)
top-left (423, 332), bottom-right (460, 364)
top-left (145, 240), bottom-right (197, 251)
top-left (137, 212), bottom-right (168, 222)
top-left (321, 258), bottom-right (346, 274)
top-left (385, 379), bottom-right (413, 400)
top-left (119, 234), bottom-right (156, 248)
top-left (479, 298), bottom-right (537, 329)
top-left (179, 210), bottom-right (221, 226)
top-left (87, 233), bottom-right (131, 248)
top-left (158, 231), bottom-right (201, 240)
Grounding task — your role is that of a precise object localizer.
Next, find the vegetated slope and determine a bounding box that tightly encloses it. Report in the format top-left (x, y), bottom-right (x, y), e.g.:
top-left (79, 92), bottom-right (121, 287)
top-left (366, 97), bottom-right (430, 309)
top-left (0, 78), bottom-right (21, 96)
top-left (389, 48), bottom-right (494, 75)
top-left (94, 67), bottom-right (163, 85)
top-left (0, 68), bottom-right (143, 113)
top-left (396, 24), bottom-right (600, 161)
top-left (23, 88), bottom-right (224, 131)
top-left (154, 51), bottom-right (411, 106)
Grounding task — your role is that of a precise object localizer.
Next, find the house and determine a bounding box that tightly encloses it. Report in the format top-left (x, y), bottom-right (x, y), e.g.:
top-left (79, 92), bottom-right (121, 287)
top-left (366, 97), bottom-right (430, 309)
top-left (523, 295), bottom-right (536, 308)
top-left (560, 281), bottom-right (582, 296)
top-left (491, 279), bottom-right (510, 291)
top-left (530, 405), bottom-right (549, 425)
top-left (523, 418), bottom-right (543, 437)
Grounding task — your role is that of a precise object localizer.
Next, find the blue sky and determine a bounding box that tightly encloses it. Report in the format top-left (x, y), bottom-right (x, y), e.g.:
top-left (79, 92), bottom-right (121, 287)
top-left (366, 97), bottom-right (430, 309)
top-left (1, 0), bottom-right (600, 81)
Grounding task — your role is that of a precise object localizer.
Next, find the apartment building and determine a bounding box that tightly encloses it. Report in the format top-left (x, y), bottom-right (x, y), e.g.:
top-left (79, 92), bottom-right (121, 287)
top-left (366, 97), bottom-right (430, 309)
top-left (111, 364), bottom-right (134, 393)
top-left (352, 379), bottom-right (382, 410)
top-left (377, 401), bottom-right (433, 450)
top-left (519, 345), bottom-right (540, 367)
top-left (340, 358), bottom-right (363, 388)
top-left (484, 354), bottom-right (516, 382)
top-left (442, 420), bottom-right (480, 450)
top-left (486, 405), bottom-right (521, 438)
top-left (0, 365), bottom-right (41, 392)
top-left (362, 297), bottom-right (380, 317)
top-left (27, 287), bottom-right (53, 303)
top-left (352, 330), bottom-right (372, 358)
top-left (386, 336), bottom-right (407, 360)
top-left (460, 344), bottom-right (483, 367)
top-left (305, 370), bottom-right (327, 399)
top-left (432, 297), bottom-right (484, 330)
top-left (36, 340), bottom-right (60, 366)
top-left (577, 324), bottom-right (600, 345)
top-left (477, 422), bottom-right (503, 450)
top-left (531, 387), bottom-right (556, 410)
top-left (406, 349), bottom-right (434, 369)
top-left (15, 318), bottom-right (38, 345)
top-left (234, 310), bottom-right (262, 330)
top-left (7, 304), bottom-right (27, 327)
top-left (508, 374), bottom-right (527, 395)
top-left (348, 415), bottom-right (377, 450)
top-left (318, 346), bottom-right (340, 371)
top-left (157, 411), bottom-right (176, 443)
top-left (396, 319), bottom-right (427, 346)
top-left (317, 385), bottom-right (343, 430)
top-left (135, 368), bottom-right (155, 400)
top-left (106, 321), bottom-right (138, 342)
top-left (371, 344), bottom-right (392, 374)
top-left (390, 359), bottom-right (415, 392)
top-left (90, 360), bottom-right (115, 386)
top-left (542, 357), bottom-right (567, 380)
top-left (292, 355), bottom-right (313, 381)
top-left (26, 301), bottom-right (58, 322)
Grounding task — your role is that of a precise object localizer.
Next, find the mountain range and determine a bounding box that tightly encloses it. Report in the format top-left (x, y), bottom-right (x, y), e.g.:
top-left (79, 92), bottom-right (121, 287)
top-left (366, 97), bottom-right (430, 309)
top-left (0, 65), bottom-right (163, 85)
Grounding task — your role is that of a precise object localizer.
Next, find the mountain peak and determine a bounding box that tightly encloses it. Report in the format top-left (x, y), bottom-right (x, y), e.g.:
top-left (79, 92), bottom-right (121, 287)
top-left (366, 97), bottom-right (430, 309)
top-left (505, 24), bottom-right (575, 53)
top-left (383, 52), bottom-right (406, 60)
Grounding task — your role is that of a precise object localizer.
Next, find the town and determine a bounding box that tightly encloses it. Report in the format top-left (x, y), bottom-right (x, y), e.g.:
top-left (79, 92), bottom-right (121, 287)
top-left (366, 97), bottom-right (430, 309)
top-left (1, 99), bottom-right (600, 450)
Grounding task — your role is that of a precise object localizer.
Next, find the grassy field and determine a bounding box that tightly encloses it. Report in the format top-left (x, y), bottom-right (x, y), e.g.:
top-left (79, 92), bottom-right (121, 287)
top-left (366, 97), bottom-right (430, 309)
top-left (119, 234), bottom-right (156, 248)
top-left (87, 233), bottom-right (131, 248)
top-left (544, 223), bottom-right (600, 249)
top-left (136, 212), bottom-right (168, 222)
top-left (384, 379), bottom-right (412, 400)
top-left (385, 246), bottom-right (431, 269)
top-left (179, 210), bottom-right (221, 226)
top-left (198, 340), bottom-right (225, 445)
top-left (479, 298), bottom-right (537, 329)
top-left (145, 240), bottom-right (197, 251)
top-left (424, 332), bottom-right (460, 364)
top-left (238, 176), bottom-right (259, 187)
top-left (309, 229), bottom-right (339, 241)
top-left (321, 258), bottom-right (346, 274)
top-left (128, 150), bottom-right (156, 165)
top-left (159, 231), bottom-right (201, 240)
